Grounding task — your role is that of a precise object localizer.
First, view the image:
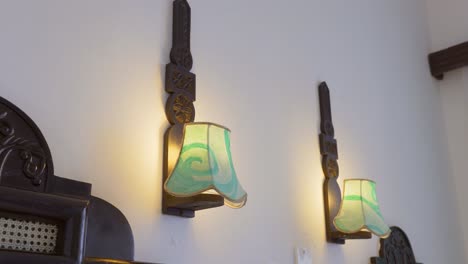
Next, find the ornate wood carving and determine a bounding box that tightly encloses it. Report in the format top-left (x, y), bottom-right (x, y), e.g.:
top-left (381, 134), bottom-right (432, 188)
top-left (371, 226), bottom-right (422, 264)
top-left (163, 0), bottom-right (226, 218)
top-left (0, 111), bottom-right (47, 186)
top-left (318, 82), bottom-right (371, 244)
top-left (0, 98), bottom-right (53, 192)
top-left (165, 0), bottom-right (196, 125)
top-left (429, 41), bottom-right (468, 80)
top-left (0, 96), bottom-right (158, 263)
top-left (170, 0), bottom-right (193, 70)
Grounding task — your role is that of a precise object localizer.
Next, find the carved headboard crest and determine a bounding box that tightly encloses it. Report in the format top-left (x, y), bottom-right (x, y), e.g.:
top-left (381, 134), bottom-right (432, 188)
top-left (0, 96), bottom-right (159, 264)
top-left (0, 98), bottom-right (53, 191)
top-left (371, 226), bottom-right (422, 264)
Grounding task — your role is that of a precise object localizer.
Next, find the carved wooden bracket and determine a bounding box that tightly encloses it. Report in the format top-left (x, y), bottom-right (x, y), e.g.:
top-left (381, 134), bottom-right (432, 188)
top-left (318, 82), bottom-right (371, 244)
top-left (165, 0), bottom-right (196, 125)
top-left (429, 41), bottom-right (468, 80)
top-left (162, 0), bottom-right (224, 218)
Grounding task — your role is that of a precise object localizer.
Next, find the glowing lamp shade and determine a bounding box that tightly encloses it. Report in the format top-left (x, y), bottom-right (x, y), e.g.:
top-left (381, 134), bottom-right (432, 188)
top-left (164, 122), bottom-right (247, 208)
top-left (333, 179), bottom-right (391, 238)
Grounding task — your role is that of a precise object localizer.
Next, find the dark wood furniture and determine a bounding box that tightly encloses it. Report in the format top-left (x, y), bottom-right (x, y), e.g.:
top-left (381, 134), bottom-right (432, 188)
top-left (0, 96), bottom-right (160, 263)
top-left (429, 41), bottom-right (468, 80)
top-left (371, 226), bottom-right (422, 264)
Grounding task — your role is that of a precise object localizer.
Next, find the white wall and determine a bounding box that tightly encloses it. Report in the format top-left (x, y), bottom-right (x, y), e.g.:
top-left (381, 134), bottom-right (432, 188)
top-left (427, 0), bottom-right (468, 259)
top-left (0, 0), bottom-right (463, 263)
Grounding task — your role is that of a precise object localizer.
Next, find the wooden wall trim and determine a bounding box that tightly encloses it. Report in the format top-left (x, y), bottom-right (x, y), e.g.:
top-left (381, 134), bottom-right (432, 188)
top-left (429, 41), bottom-right (468, 80)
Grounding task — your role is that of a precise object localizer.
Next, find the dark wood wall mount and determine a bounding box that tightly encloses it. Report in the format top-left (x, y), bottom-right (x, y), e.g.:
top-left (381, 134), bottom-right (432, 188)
top-left (162, 0), bottom-right (224, 218)
top-left (318, 82), bottom-right (371, 244)
top-left (371, 226), bottom-right (422, 264)
top-left (165, 0), bottom-right (196, 125)
top-left (0, 96), bottom-right (160, 263)
top-left (429, 41), bottom-right (468, 80)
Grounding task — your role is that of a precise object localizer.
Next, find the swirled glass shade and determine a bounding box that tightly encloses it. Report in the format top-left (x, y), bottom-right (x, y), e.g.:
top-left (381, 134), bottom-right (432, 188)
top-left (333, 179), bottom-right (390, 238)
top-left (164, 123), bottom-right (247, 208)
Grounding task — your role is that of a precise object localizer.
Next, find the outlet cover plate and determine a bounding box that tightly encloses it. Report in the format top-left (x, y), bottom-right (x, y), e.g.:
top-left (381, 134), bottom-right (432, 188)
top-left (295, 248), bottom-right (312, 264)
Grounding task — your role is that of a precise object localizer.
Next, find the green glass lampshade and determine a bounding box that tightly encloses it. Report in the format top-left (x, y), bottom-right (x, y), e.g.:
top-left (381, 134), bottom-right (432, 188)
top-left (164, 122), bottom-right (247, 208)
top-left (333, 179), bottom-right (390, 238)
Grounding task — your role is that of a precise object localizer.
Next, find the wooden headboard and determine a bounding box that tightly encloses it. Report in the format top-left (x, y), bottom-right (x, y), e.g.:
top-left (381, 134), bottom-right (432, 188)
top-left (371, 226), bottom-right (422, 264)
top-left (0, 96), bottom-right (159, 264)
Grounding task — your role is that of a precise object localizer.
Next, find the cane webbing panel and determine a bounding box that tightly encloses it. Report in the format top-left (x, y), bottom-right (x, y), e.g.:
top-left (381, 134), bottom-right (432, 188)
top-left (0, 217), bottom-right (58, 254)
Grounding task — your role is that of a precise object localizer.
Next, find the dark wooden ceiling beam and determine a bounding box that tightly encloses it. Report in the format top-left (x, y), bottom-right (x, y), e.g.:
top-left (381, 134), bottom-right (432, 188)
top-left (429, 41), bottom-right (468, 80)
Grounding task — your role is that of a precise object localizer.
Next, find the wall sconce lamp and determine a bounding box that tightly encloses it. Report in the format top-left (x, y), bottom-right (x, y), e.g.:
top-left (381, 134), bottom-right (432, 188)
top-left (318, 82), bottom-right (390, 244)
top-left (162, 0), bottom-right (247, 218)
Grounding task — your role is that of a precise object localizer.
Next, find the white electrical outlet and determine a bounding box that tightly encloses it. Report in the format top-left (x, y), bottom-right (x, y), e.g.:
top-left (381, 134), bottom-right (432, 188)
top-left (295, 248), bottom-right (312, 264)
